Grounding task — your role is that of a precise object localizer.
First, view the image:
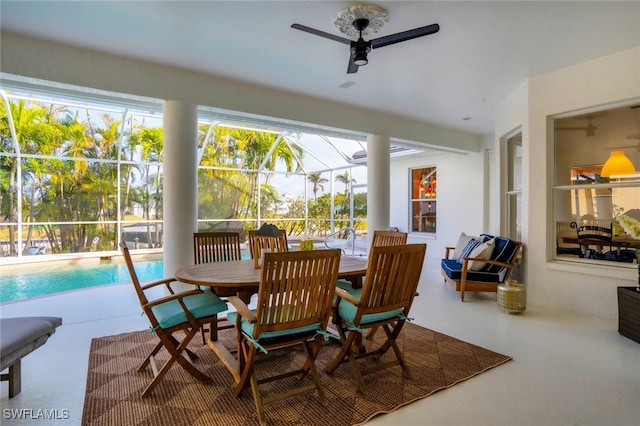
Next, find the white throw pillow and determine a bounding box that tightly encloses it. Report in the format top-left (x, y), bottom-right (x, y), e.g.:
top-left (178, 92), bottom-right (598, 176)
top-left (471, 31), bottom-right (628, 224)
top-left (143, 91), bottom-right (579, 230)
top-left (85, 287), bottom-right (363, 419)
top-left (452, 232), bottom-right (480, 260)
top-left (467, 238), bottom-right (496, 271)
top-left (457, 238), bottom-right (482, 263)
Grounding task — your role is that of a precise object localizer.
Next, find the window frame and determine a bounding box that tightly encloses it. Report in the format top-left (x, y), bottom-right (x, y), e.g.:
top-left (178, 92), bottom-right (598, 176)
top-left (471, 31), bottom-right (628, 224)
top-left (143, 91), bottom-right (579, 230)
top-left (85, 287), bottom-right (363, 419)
top-left (409, 166), bottom-right (437, 234)
top-left (552, 104), bottom-right (640, 268)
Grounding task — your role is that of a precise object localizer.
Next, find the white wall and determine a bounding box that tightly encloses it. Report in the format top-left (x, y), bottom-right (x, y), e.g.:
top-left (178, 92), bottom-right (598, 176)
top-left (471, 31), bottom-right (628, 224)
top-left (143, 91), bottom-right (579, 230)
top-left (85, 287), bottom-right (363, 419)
top-left (390, 151), bottom-right (486, 260)
top-left (496, 47), bottom-right (640, 320)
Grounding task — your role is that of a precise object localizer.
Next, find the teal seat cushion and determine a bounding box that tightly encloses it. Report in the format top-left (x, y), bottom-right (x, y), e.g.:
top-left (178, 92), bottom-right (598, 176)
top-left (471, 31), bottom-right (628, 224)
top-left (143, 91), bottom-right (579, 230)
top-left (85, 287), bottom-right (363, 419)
top-left (334, 279), bottom-right (356, 303)
top-left (336, 279), bottom-right (353, 290)
top-left (227, 310), bottom-right (321, 340)
top-left (336, 288), bottom-right (403, 326)
top-left (151, 291), bottom-right (228, 330)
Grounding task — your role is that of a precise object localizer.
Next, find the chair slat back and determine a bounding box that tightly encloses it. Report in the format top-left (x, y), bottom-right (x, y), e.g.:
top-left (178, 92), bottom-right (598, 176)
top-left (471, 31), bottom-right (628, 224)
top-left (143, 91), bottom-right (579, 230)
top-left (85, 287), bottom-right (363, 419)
top-left (253, 249), bottom-right (341, 336)
top-left (248, 229), bottom-right (289, 263)
top-left (356, 244), bottom-right (426, 321)
top-left (120, 242), bottom-right (149, 306)
top-left (571, 221), bottom-right (613, 244)
top-left (371, 230), bottom-right (408, 247)
top-left (193, 231), bottom-right (242, 264)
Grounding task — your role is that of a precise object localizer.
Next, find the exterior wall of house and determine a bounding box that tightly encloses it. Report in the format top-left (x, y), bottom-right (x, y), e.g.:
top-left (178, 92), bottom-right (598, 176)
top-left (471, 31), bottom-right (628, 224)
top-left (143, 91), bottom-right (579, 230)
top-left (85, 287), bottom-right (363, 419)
top-left (390, 151), bottom-right (486, 259)
top-left (496, 47), bottom-right (640, 320)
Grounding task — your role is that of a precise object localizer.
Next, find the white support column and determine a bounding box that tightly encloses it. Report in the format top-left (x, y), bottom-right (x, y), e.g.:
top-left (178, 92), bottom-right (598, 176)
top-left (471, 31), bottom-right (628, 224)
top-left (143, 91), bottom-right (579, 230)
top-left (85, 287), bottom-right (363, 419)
top-left (367, 134), bottom-right (390, 244)
top-left (163, 100), bottom-right (198, 289)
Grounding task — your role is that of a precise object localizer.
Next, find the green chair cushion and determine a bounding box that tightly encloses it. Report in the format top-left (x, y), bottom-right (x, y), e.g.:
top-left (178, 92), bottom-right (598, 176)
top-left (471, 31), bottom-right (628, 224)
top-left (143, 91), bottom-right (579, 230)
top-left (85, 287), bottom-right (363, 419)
top-left (227, 310), bottom-right (321, 340)
top-left (336, 288), bottom-right (404, 326)
top-left (151, 291), bottom-right (228, 329)
top-left (336, 279), bottom-right (353, 290)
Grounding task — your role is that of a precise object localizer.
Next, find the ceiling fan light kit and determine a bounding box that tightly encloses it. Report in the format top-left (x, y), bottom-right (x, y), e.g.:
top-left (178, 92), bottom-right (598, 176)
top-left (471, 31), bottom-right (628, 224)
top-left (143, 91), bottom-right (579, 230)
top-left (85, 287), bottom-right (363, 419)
top-left (353, 49), bottom-right (369, 66)
top-left (291, 3), bottom-right (439, 74)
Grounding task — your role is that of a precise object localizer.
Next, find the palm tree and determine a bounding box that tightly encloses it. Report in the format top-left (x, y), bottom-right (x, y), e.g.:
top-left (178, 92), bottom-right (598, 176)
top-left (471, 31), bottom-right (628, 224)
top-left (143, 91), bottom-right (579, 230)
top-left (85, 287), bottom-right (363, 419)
top-left (335, 171), bottom-right (356, 219)
top-left (0, 99), bottom-right (61, 254)
top-left (335, 171), bottom-right (355, 196)
top-left (198, 126), bottom-right (304, 222)
top-left (307, 172), bottom-right (328, 201)
top-left (134, 127), bottom-right (164, 246)
top-left (259, 183), bottom-right (281, 218)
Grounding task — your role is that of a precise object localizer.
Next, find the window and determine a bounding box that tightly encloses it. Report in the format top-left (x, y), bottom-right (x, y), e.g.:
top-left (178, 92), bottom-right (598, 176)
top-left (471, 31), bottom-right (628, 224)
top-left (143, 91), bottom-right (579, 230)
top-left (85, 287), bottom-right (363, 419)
top-left (506, 134), bottom-right (522, 241)
top-left (553, 104), bottom-right (640, 265)
top-left (410, 167), bottom-right (437, 233)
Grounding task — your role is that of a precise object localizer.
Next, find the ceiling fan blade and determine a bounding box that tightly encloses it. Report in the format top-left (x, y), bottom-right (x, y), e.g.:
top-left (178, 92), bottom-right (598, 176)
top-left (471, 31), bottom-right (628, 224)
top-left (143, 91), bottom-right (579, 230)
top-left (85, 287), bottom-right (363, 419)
top-left (291, 23), bottom-right (352, 45)
top-left (371, 23), bottom-right (440, 49)
top-left (556, 126), bottom-right (588, 131)
top-left (347, 53), bottom-right (359, 74)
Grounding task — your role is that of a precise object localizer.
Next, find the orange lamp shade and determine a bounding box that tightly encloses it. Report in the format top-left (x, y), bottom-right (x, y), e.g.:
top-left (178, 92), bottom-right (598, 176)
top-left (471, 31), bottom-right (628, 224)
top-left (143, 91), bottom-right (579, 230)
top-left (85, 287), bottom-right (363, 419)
top-left (601, 151), bottom-right (636, 177)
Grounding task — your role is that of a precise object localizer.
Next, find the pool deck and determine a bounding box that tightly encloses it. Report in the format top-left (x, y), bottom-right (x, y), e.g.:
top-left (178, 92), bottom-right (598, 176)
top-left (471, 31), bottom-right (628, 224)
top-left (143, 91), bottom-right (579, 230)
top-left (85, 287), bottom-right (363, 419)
top-left (0, 249), bottom-right (163, 270)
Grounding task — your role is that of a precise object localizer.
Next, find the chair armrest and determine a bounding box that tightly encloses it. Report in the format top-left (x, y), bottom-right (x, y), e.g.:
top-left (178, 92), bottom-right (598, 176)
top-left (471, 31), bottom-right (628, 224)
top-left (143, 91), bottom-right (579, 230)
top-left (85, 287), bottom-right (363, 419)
top-left (140, 278), bottom-right (178, 294)
top-left (334, 287), bottom-right (361, 306)
top-left (460, 257), bottom-right (514, 271)
top-left (444, 246), bottom-right (456, 259)
top-left (227, 296), bottom-right (257, 323)
top-left (142, 288), bottom-right (203, 309)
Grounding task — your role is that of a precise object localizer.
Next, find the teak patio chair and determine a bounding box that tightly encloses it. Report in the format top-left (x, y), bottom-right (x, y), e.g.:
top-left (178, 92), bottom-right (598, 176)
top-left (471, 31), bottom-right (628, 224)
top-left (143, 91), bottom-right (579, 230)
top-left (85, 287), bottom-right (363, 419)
top-left (248, 228), bottom-right (289, 267)
top-left (193, 231), bottom-right (242, 343)
top-left (363, 230), bottom-right (408, 339)
top-left (370, 229), bottom-right (408, 247)
top-left (193, 231), bottom-right (242, 265)
top-left (337, 229), bottom-right (408, 292)
top-left (226, 249), bottom-right (341, 426)
top-left (326, 243), bottom-right (426, 394)
top-left (120, 242), bottom-right (228, 397)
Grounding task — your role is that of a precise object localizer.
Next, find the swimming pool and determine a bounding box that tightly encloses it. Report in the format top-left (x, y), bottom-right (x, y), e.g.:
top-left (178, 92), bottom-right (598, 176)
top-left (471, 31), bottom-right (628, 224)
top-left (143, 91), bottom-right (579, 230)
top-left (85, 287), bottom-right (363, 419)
top-left (0, 258), bottom-right (164, 303)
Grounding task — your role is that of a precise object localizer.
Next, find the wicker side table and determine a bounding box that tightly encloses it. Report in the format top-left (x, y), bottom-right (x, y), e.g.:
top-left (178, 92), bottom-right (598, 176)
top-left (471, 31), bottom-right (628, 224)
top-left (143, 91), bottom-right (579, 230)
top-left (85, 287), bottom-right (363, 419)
top-left (497, 279), bottom-right (526, 314)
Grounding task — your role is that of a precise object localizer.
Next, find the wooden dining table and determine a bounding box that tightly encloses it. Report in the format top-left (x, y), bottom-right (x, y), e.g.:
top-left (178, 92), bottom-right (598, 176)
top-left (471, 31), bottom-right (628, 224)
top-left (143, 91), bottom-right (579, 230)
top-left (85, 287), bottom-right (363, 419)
top-left (174, 255), bottom-right (369, 383)
top-left (562, 235), bottom-right (640, 255)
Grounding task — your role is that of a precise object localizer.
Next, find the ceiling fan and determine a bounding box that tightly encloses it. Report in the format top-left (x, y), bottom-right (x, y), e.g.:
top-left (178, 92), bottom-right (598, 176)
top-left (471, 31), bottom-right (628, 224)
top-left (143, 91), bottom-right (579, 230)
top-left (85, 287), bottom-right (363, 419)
top-left (291, 4), bottom-right (439, 74)
top-left (556, 115), bottom-right (601, 136)
top-left (609, 134), bottom-right (640, 151)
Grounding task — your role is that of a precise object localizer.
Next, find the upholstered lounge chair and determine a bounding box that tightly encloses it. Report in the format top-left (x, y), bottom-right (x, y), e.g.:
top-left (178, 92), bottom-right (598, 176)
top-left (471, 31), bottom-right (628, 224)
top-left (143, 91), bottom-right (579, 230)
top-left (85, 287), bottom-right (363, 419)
top-left (441, 234), bottom-right (522, 301)
top-left (1, 316), bottom-right (62, 397)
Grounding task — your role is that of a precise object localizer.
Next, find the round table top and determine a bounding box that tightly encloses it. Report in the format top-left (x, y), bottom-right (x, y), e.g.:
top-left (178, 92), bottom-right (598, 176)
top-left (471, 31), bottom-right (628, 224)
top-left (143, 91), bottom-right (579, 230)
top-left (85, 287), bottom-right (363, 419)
top-left (174, 255), bottom-right (369, 289)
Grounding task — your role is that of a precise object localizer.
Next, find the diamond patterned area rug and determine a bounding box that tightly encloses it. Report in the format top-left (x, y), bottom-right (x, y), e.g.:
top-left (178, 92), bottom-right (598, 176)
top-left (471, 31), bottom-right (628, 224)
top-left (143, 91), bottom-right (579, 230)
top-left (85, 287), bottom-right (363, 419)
top-left (82, 323), bottom-right (511, 425)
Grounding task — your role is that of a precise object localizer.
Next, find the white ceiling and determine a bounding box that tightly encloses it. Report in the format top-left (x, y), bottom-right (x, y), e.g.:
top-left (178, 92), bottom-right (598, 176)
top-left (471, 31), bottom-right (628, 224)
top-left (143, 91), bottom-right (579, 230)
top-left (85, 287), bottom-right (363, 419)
top-left (1, 1), bottom-right (639, 136)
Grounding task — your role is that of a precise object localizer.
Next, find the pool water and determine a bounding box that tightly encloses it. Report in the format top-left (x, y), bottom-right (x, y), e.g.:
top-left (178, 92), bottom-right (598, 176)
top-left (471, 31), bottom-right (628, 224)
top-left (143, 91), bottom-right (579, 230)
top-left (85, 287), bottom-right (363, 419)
top-left (1, 259), bottom-right (163, 303)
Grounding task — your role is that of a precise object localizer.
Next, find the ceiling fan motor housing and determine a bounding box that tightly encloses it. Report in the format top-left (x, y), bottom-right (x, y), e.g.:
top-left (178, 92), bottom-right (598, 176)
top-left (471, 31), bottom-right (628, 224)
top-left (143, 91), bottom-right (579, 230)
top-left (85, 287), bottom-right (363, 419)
top-left (351, 19), bottom-right (372, 65)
